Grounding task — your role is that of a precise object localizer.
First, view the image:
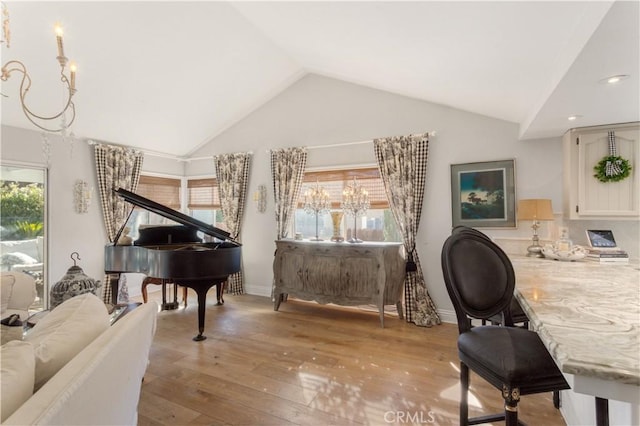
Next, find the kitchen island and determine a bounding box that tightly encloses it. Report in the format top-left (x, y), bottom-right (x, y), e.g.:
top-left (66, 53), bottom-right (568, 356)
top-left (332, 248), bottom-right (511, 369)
top-left (511, 256), bottom-right (639, 426)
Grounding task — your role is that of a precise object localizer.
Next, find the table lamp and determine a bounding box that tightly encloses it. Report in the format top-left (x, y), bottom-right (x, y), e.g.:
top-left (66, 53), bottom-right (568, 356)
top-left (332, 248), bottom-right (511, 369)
top-left (518, 199), bottom-right (554, 258)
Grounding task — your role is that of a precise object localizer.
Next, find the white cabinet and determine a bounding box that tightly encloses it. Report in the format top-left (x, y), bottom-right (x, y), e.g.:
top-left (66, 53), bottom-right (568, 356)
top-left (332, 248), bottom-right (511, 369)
top-left (563, 123), bottom-right (639, 219)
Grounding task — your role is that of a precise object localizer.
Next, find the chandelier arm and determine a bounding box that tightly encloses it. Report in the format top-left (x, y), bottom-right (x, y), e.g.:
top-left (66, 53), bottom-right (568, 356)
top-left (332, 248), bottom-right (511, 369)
top-left (1, 6), bottom-right (78, 135)
top-left (19, 68), bottom-right (74, 122)
top-left (2, 60), bottom-right (75, 132)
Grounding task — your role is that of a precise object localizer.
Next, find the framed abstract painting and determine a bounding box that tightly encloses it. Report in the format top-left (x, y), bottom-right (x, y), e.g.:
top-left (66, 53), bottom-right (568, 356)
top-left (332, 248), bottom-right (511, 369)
top-left (450, 159), bottom-right (516, 228)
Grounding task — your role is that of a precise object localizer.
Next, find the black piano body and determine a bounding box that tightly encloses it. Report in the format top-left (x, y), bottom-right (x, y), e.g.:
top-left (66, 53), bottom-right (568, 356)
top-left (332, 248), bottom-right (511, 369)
top-left (104, 188), bottom-right (241, 341)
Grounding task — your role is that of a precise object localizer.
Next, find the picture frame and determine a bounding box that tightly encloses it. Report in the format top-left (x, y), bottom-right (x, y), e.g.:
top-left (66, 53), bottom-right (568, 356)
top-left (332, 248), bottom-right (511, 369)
top-left (450, 159), bottom-right (516, 228)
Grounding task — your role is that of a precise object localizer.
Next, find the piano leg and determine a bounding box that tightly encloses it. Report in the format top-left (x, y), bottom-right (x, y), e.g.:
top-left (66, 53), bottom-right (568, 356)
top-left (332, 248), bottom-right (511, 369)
top-left (216, 281), bottom-right (225, 305)
top-left (188, 279), bottom-right (225, 342)
top-left (193, 288), bottom-right (208, 341)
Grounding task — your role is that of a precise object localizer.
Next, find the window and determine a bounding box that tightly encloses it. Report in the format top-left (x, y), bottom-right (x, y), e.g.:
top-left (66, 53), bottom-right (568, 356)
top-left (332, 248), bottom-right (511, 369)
top-left (294, 167), bottom-right (401, 242)
top-left (128, 175), bottom-right (182, 239)
top-left (0, 164), bottom-right (47, 312)
top-left (187, 178), bottom-right (225, 232)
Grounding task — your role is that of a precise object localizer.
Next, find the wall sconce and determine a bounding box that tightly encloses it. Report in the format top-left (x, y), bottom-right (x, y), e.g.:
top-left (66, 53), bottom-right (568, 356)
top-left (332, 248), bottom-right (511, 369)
top-left (74, 180), bottom-right (92, 213)
top-left (253, 184), bottom-right (267, 213)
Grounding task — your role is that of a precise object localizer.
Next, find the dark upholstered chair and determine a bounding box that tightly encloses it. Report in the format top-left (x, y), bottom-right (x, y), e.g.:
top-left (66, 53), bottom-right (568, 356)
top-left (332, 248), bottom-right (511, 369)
top-left (451, 226), bottom-right (529, 328)
top-left (441, 227), bottom-right (569, 425)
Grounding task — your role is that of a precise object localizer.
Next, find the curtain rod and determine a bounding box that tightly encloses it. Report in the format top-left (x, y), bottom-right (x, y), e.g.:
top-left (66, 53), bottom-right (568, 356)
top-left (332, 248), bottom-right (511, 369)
top-left (273, 131), bottom-right (437, 152)
top-left (86, 139), bottom-right (189, 161)
top-left (86, 140), bottom-right (251, 162)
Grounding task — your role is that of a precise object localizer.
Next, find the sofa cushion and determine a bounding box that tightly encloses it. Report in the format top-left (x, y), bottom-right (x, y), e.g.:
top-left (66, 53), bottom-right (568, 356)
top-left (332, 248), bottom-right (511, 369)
top-left (24, 293), bottom-right (110, 390)
top-left (1, 252), bottom-right (39, 269)
top-left (0, 239), bottom-right (41, 262)
top-left (0, 340), bottom-right (35, 422)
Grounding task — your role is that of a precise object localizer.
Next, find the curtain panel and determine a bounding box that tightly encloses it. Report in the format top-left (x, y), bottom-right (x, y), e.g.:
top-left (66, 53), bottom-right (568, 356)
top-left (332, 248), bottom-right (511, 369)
top-left (94, 143), bottom-right (144, 304)
top-left (373, 133), bottom-right (440, 327)
top-left (270, 147), bottom-right (307, 239)
top-left (213, 152), bottom-right (252, 295)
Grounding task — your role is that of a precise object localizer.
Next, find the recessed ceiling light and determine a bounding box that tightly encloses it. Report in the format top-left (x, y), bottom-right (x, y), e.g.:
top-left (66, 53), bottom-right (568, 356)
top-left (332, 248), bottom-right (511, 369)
top-left (600, 74), bottom-right (630, 84)
top-left (568, 115), bottom-right (582, 121)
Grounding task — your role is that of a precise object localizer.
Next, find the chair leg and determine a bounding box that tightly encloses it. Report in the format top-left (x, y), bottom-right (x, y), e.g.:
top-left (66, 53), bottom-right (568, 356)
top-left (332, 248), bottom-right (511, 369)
top-left (553, 390), bottom-right (560, 409)
top-left (502, 385), bottom-right (520, 426)
top-left (460, 362), bottom-right (469, 426)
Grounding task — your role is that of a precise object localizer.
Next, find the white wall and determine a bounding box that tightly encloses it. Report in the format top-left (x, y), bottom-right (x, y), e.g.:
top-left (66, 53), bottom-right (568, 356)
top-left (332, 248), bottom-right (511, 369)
top-left (1, 126), bottom-right (103, 291)
top-left (3, 74), bottom-right (636, 318)
top-left (0, 126), bottom-right (185, 299)
top-left (186, 74), bottom-right (566, 319)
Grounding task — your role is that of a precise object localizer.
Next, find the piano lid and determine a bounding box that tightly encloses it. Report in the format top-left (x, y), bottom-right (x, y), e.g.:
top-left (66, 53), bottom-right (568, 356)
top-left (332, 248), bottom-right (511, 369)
top-left (114, 188), bottom-right (240, 246)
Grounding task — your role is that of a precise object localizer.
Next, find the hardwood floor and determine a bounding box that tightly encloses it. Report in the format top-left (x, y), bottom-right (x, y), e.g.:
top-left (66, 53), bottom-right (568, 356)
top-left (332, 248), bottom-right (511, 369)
top-left (136, 290), bottom-right (566, 426)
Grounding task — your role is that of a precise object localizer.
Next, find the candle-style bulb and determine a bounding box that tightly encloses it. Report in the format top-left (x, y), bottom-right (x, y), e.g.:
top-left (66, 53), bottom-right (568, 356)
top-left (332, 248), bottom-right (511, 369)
top-left (69, 61), bottom-right (77, 91)
top-left (54, 22), bottom-right (65, 58)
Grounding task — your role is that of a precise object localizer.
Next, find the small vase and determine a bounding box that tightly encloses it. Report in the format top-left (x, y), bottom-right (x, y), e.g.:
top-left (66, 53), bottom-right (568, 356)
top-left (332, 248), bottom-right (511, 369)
top-left (330, 211), bottom-right (344, 242)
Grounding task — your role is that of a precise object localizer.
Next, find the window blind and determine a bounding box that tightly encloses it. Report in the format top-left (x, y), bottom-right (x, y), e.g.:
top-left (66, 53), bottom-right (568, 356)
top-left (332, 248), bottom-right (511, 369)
top-left (299, 167), bottom-right (389, 209)
top-left (188, 178), bottom-right (221, 209)
top-left (136, 175), bottom-right (181, 210)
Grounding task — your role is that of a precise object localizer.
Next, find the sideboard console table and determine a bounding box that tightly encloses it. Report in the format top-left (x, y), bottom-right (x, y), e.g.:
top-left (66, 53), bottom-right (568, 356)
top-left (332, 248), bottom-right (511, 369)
top-left (273, 240), bottom-right (406, 327)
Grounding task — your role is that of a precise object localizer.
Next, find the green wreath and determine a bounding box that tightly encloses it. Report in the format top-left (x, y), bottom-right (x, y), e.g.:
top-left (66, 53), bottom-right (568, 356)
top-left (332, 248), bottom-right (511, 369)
top-left (593, 156), bottom-right (632, 183)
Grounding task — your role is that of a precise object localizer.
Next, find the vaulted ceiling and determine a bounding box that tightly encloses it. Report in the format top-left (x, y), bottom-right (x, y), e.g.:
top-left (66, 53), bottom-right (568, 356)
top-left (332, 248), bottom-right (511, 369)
top-left (1, 1), bottom-right (638, 157)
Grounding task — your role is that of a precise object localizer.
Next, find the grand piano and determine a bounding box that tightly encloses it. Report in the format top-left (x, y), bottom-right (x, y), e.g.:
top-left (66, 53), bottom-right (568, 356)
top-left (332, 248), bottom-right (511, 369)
top-left (104, 188), bottom-right (241, 341)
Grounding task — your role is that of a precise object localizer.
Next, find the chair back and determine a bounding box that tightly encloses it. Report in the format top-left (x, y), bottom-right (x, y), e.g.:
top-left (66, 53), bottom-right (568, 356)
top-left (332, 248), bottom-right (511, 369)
top-left (441, 228), bottom-right (515, 333)
top-left (452, 225), bottom-right (491, 240)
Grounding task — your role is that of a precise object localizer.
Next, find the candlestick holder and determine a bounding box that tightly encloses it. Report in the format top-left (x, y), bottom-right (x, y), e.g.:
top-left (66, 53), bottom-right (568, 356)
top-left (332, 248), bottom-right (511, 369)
top-left (341, 177), bottom-right (370, 243)
top-left (303, 181), bottom-right (330, 241)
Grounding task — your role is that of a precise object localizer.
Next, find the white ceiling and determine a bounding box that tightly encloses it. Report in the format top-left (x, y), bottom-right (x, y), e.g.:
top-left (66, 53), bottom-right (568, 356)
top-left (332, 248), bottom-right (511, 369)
top-left (1, 1), bottom-right (638, 157)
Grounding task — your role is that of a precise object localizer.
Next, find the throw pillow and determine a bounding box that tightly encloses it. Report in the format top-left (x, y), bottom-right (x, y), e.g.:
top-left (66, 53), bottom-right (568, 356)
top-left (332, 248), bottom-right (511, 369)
top-left (0, 274), bottom-right (15, 315)
top-left (1, 252), bottom-right (38, 267)
top-left (0, 340), bottom-right (35, 422)
top-left (24, 293), bottom-right (110, 390)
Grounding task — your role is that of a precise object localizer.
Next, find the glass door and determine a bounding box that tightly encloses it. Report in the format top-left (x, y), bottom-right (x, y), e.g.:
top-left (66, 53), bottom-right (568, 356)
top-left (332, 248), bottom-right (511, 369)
top-left (0, 164), bottom-right (47, 313)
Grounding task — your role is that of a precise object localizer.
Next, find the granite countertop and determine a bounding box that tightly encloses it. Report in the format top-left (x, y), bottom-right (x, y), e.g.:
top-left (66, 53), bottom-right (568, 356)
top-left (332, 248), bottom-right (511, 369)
top-left (511, 256), bottom-right (640, 386)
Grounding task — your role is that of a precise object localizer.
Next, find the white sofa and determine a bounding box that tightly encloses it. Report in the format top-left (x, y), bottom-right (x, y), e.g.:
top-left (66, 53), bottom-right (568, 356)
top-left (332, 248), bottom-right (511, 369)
top-left (1, 272), bottom-right (37, 321)
top-left (1, 294), bottom-right (157, 425)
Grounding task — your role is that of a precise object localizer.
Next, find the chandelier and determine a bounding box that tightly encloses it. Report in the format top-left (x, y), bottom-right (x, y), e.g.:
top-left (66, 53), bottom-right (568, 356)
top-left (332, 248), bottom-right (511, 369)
top-left (1, 3), bottom-right (77, 133)
top-left (303, 180), bottom-right (331, 241)
top-left (341, 177), bottom-right (370, 243)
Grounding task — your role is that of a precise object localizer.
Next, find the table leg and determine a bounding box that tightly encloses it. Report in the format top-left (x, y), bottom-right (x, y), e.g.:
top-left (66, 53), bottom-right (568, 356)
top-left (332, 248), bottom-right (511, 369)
top-left (109, 273), bottom-right (119, 306)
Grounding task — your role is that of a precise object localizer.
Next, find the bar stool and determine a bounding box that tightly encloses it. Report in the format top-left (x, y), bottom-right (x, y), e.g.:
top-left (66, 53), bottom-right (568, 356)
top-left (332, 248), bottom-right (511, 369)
top-left (441, 228), bottom-right (569, 425)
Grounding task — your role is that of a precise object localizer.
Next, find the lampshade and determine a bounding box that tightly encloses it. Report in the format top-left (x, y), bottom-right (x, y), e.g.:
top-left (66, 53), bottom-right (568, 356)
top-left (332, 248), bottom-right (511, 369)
top-left (518, 199), bottom-right (554, 221)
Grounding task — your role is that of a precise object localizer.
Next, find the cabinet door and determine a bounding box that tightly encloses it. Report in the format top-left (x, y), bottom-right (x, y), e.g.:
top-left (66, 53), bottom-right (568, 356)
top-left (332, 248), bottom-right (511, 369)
top-left (340, 256), bottom-right (378, 298)
top-left (275, 247), bottom-right (304, 289)
top-left (304, 254), bottom-right (341, 295)
top-left (577, 127), bottom-right (639, 217)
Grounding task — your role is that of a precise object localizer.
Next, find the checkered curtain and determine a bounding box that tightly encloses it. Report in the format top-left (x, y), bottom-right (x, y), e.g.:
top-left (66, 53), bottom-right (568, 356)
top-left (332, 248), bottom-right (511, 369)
top-left (270, 147), bottom-right (307, 239)
top-left (374, 133), bottom-right (440, 327)
top-left (94, 143), bottom-right (144, 304)
top-left (214, 152), bottom-right (251, 295)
